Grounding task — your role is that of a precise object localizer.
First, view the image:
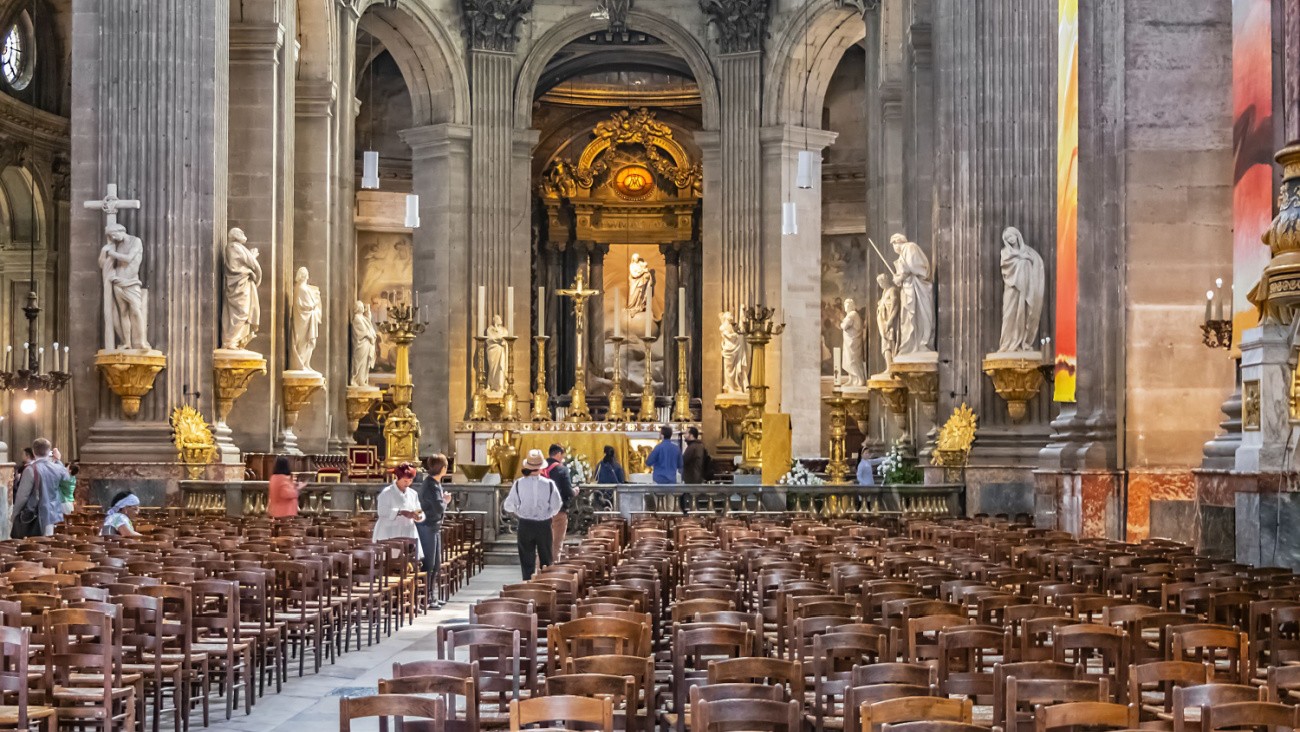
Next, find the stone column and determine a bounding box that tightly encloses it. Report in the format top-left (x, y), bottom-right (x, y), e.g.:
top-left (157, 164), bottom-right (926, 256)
top-left (226, 18), bottom-right (290, 452)
top-left (71, 0), bottom-right (230, 476)
top-left (760, 124), bottom-right (837, 458)
top-left (402, 124), bottom-right (471, 451)
top-left (586, 242), bottom-right (608, 389)
top-left (660, 242), bottom-right (683, 398)
top-left (293, 78), bottom-right (337, 447)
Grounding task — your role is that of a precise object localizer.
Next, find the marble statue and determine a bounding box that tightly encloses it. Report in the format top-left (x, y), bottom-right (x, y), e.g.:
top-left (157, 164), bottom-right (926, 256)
top-left (890, 233), bottom-right (935, 355)
top-left (221, 227), bottom-right (262, 351)
top-left (876, 274), bottom-right (898, 371)
top-left (485, 314), bottom-right (509, 394)
top-left (628, 253), bottom-right (654, 315)
top-left (720, 311), bottom-right (749, 394)
top-left (289, 267), bottom-right (322, 373)
top-left (99, 223), bottom-right (150, 351)
top-left (350, 301), bottom-right (377, 387)
top-left (997, 226), bottom-right (1046, 353)
top-left (840, 298), bottom-right (866, 386)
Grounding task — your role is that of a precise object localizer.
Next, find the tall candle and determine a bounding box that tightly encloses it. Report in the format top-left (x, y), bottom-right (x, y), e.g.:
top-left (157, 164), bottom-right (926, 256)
top-left (538, 286), bottom-right (546, 334)
top-left (22, 342), bottom-right (28, 369)
top-left (477, 285), bottom-right (486, 337)
top-left (62, 346), bottom-right (68, 372)
top-left (52, 342), bottom-right (59, 372)
top-left (37, 347), bottom-right (44, 372)
top-left (613, 288), bottom-right (621, 338)
top-left (507, 286), bottom-right (515, 335)
top-left (5, 345), bottom-right (11, 372)
top-left (1204, 290), bottom-right (1213, 322)
top-left (678, 288), bottom-right (686, 338)
top-left (644, 284), bottom-right (654, 339)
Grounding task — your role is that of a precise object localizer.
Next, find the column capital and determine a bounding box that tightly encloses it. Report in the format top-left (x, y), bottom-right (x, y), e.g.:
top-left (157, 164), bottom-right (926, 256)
top-left (400, 124), bottom-right (473, 161)
top-left (759, 124), bottom-right (838, 155)
top-left (230, 23), bottom-right (285, 63)
top-left (700, 0), bottom-right (769, 55)
top-left (295, 79), bottom-right (337, 118)
top-left (512, 127), bottom-right (541, 157)
top-left (462, 0), bottom-right (534, 52)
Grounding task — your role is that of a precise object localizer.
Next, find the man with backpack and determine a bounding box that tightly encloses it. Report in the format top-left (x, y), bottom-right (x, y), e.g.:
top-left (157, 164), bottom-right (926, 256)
top-left (541, 444), bottom-right (574, 560)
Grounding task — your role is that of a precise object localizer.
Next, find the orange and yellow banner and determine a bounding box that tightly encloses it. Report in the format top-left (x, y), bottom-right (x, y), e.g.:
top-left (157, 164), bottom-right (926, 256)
top-left (1231, 0), bottom-right (1273, 345)
top-left (1054, 0), bottom-right (1078, 402)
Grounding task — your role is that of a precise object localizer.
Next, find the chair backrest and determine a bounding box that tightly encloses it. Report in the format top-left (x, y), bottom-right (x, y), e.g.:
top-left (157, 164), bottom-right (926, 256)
top-left (1032, 701), bottom-right (1137, 732)
top-left (509, 695), bottom-right (613, 731)
top-left (693, 697), bottom-right (802, 732)
top-left (707, 657), bottom-right (804, 701)
top-left (543, 673), bottom-right (635, 716)
top-left (861, 696), bottom-right (974, 732)
top-left (1005, 678), bottom-right (1109, 732)
top-left (852, 662), bottom-right (935, 688)
top-left (43, 607), bottom-right (119, 702)
top-left (0, 626), bottom-right (30, 728)
top-left (845, 684), bottom-right (934, 732)
top-left (565, 653), bottom-right (655, 725)
top-left (549, 616), bottom-right (651, 675)
top-left (1170, 626), bottom-right (1250, 684)
top-left (378, 675), bottom-right (477, 732)
top-left (1127, 660), bottom-right (1212, 719)
top-left (338, 694), bottom-right (445, 732)
top-left (1203, 701), bottom-right (1299, 732)
top-left (936, 625), bottom-right (1008, 698)
top-left (440, 626), bottom-right (521, 701)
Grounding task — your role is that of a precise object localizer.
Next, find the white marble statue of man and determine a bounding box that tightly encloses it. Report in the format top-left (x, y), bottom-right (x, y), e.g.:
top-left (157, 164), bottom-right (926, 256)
top-left (628, 253), bottom-right (653, 315)
top-left (890, 233), bottom-right (935, 355)
top-left (485, 314), bottom-right (508, 394)
top-left (350, 300), bottom-right (377, 387)
top-left (720, 311), bottom-right (749, 394)
top-left (840, 298), bottom-right (866, 386)
top-left (99, 223), bottom-right (150, 351)
top-left (221, 227), bottom-right (262, 351)
top-left (876, 273), bottom-right (898, 371)
top-left (997, 226), bottom-right (1046, 353)
top-left (290, 266), bottom-right (322, 372)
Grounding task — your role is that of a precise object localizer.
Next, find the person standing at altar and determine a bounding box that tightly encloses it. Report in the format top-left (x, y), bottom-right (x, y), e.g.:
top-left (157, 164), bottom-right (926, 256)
top-left (682, 427), bottom-right (711, 484)
top-left (503, 450), bottom-right (562, 580)
top-left (268, 456), bottom-right (305, 518)
top-left (417, 454), bottom-right (451, 609)
top-left (646, 426), bottom-right (682, 485)
top-left (542, 445), bottom-right (574, 560)
top-left (372, 463), bottom-right (424, 560)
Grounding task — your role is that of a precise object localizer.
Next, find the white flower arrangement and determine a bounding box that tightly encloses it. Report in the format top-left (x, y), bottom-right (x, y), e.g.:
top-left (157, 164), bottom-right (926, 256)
top-left (778, 460), bottom-right (825, 486)
top-left (561, 447), bottom-right (593, 486)
top-left (877, 439), bottom-right (923, 484)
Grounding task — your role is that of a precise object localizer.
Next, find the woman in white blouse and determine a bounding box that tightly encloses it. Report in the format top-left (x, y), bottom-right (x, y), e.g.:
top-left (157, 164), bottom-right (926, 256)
top-left (372, 462), bottom-right (424, 560)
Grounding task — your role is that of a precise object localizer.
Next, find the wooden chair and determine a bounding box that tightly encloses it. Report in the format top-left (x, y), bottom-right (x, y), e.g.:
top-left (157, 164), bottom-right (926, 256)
top-left (1005, 678), bottom-right (1109, 732)
top-left (936, 625), bottom-right (1007, 699)
top-left (548, 617), bottom-right (651, 677)
top-left (338, 694), bottom-right (444, 732)
top-left (474, 611), bottom-right (542, 696)
top-left (566, 654), bottom-right (655, 732)
top-left (1170, 684), bottom-right (1265, 732)
top-left (270, 560), bottom-right (331, 677)
top-left (694, 697), bottom-right (802, 732)
top-left (1032, 701), bottom-right (1137, 732)
top-left (190, 579), bottom-right (253, 719)
top-left (378, 675), bottom-right (477, 732)
top-left (1266, 664), bottom-right (1300, 703)
top-left (117, 593), bottom-right (183, 732)
top-left (1052, 624), bottom-right (1127, 700)
top-left (509, 695), bottom-right (613, 732)
top-left (707, 657), bottom-right (805, 702)
top-left (1128, 660), bottom-right (1211, 723)
top-left (811, 630), bottom-right (895, 732)
top-left (844, 685), bottom-right (933, 732)
top-left (140, 582), bottom-right (211, 730)
top-left (860, 696), bottom-right (974, 732)
top-left (43, 608), bottom-right (138, 732)
top-left (668, 626), bottom-right (752, 732)
top-left (543, 674), bottom-right (635, 727)
top-left (0, 626), bottom-right (57, 731)
top-left (439, 627), bottom-right (521, 724)
top-left (1170, 626), bottom-right (1250, 684)
top-left (881, 723), bottom-right (987, 732)
top-left (1202, 702), bottom-right (1299, 732)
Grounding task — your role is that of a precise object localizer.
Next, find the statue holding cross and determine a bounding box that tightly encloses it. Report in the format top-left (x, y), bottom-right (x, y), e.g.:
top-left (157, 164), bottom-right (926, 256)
top-left (84, 184), bottom-right (150, 351)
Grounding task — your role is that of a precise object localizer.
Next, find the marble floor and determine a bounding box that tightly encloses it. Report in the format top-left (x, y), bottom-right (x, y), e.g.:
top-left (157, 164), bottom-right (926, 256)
top-left (202, 565), bottom-right (521, 732)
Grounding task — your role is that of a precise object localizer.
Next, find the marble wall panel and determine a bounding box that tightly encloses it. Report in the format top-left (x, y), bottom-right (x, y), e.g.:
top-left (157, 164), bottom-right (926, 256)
top-left (1127, 469), bottom-right (1195, 541)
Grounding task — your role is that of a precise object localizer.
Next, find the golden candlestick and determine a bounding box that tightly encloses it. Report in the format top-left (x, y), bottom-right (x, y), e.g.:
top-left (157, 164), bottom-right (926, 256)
top-left (532, 335), bottom-right (550, 421)
top-left (377, 302), bottom-right (425, 467)
top-left (502, 335), bottom-right (520, 422)
top-left (823, 390), bottom-right (851, 484)
top-left (672, 335), bottom-right (692, 422)
top-left (638, 335), bottom-right (657, 422)
top-left (468, 335), bottom-right (490, 421)
top-left (607, 335), bottom-right (629, 422)
top-left (736, 305), bottom-right (784, 473)
top-left (557, 268), bottom-right (600, 422)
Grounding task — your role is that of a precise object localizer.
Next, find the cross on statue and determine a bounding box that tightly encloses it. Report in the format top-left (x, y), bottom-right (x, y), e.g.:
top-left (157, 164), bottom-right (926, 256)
top-left (557, 267), bottom-right (601, 421)
top-left (84, 183), bottom-right (141, 351)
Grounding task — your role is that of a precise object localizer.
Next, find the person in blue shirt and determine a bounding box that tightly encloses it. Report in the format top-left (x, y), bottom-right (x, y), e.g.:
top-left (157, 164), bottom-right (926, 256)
top-left (645, 425), bottom-right (682, 484)
top-left (856, 448), bottom-right (882, 486)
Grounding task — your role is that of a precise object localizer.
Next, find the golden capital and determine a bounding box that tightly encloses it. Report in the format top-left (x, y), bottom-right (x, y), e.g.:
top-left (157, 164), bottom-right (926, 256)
top-left (212, 350), bottom-right (267, 425)
top-left (96, 350), bottom-right (167, 418)
top-left (981, 356), bottom-right (1046, 423)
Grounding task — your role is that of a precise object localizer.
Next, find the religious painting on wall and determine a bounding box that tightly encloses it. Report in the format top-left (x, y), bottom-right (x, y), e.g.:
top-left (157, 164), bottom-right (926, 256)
top-left (1231, 0), bottom-right (1273, 347)
top-left (1054, 0), bottom-right (1079, 402)
top-left (821, 234), bottom-right (869, 376)
top-left (601, 244), bottom-right (665, 392)
top-left (355, 230), bottom-right (413, 373)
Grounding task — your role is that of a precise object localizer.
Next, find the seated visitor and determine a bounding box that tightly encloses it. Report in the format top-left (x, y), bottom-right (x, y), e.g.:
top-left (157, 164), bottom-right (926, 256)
top-left (102, 491), bottom-right (143, 537)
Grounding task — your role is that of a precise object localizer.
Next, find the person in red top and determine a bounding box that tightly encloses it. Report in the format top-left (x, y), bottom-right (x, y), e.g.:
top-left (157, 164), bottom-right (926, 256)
top-left (267, 456), bottom-right (305, 518)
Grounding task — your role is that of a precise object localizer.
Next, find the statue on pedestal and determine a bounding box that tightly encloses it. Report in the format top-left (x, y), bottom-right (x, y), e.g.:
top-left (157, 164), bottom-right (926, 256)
top-left (996, 226), bottom-right (1046, 353)
top-left (350, 300), bottom-right (377, 387)
top-left (289, 266), bottom-right (322, 373)
top-left (221, 227), bottom-right (262, 351)
top-left (99, 223), bottom-right (151, 351)
top-left (720, 311), bottom-right (749, 394)
top-left (890, 233), bottom-right (934, 355)
top-left (628, 253), bottom-right (654, 315)
top-left (840, 298), bottom-right (866, 386)
top-left (485, 314), bottom-right (508, 394)
top-left (875, 273), bottom-right (898, 374)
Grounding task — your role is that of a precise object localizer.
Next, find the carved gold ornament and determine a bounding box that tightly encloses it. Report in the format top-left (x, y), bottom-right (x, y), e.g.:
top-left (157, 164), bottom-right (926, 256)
top-left (95, 350), bottom-right (166, 419)
top-left (614, 164), bottom-right (655, 199)
top-left (933, 402), bottom-right (977, 467)
top-left (171, 405), bottom-right (216, 479)
top-left (212, 351), bottom-right (267, 425)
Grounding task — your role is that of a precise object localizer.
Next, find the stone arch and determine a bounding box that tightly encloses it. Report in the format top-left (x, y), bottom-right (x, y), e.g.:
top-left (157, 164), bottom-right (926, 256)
top-left (295, 0), bottom-right (335, 82)
top-left (358, 0), bottom-right (470, 126)
top-left (513, 9), bottom-right (721, 130)
top-left (763, 0), bottom-right (866, 129)
top-left (0, 164), bottom-right (45, 246)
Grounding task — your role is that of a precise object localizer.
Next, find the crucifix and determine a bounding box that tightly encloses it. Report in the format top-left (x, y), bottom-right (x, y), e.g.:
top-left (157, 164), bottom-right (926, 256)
top-left (83, 184), bottom-right (141, 351)
top-left (557, 266), bottom-right (601, 422)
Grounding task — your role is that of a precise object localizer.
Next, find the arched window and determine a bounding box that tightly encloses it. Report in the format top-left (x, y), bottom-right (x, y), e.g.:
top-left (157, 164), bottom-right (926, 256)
top-left (1, 11), bottom-right (34, 92)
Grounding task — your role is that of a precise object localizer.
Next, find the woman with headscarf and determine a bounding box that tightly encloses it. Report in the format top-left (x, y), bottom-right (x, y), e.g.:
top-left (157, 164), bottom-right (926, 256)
top-left (372, 463), bottom-right (424, 560)
top-left (102, 491), bottom-right (143, 537)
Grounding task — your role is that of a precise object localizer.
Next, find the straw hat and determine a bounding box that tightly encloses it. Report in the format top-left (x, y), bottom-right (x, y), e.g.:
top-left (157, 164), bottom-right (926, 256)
top-left (522, 449), bottom-right (547, 471)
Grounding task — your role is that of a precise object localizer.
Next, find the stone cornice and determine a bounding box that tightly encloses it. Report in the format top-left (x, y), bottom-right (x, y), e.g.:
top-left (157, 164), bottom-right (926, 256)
top-left (295, 79), bottom-right (337, 118)
top-left (0, 93), bottom-right (68, 153)
top-left (229, 23), bottom-right (285, 63)
top-left (461, 0), bottom-right (534, 53)
top-left (700, 0), bottom-right (769, 55)
top-left (400, 123), bottom-right (473, 160)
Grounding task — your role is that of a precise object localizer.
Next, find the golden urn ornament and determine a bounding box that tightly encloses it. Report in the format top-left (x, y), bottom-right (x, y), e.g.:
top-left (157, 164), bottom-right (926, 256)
top-left (1257, 143), bottom-right (1300, 321)
top-left (932, 403), bottom-right (977, 468)
top-left (171, 405), bottom-right (217, 480)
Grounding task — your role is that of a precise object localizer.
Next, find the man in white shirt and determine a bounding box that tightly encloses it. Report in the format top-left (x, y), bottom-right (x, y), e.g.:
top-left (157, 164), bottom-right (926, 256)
top-left (502, 449), bottom-right (562, 580)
